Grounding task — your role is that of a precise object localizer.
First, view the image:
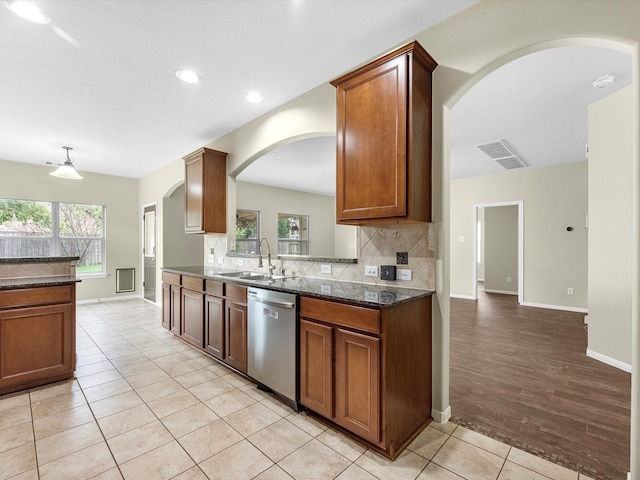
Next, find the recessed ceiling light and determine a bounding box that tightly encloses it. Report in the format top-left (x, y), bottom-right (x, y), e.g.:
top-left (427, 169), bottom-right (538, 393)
top-left (176, 70), bottom-right (201, 84)
top-left (4, 0), bottom-right (51, 24)
top-left (246, 92), bottom-right (263, 103)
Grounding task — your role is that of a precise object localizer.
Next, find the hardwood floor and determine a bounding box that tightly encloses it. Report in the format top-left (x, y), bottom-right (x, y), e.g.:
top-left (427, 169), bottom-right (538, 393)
top-left (450, 287), bottom-right (631, 480)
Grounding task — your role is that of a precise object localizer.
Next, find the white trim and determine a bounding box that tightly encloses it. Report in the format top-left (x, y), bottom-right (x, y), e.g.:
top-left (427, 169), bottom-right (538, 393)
top-left (521, 301), bottom-right (588, 314)
top-left (77, 272), bottom-right (109, 279)
top-left (587, 349), bottom-right (633, 373)
top-left (77, 294), bottom-right (141, 305)
top-left (484, 289), bottom-right (518, 295)
top-left (450, 293), bottom-right (476, 300)
top-left (431, 406), bottom-right (452, 424)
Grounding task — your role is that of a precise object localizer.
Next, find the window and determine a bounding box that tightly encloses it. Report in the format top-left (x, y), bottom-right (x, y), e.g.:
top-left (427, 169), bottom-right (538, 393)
top-left (277, 213), bottom-right (309, 255)
top-left (0, 198), bottom-right (106, 275)
top-left (235, 210), bottom-right (260, 254)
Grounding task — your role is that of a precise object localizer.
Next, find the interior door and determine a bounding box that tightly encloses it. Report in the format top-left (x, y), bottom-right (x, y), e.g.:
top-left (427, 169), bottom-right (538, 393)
top-left (143, 205), bottom-right (157, 303)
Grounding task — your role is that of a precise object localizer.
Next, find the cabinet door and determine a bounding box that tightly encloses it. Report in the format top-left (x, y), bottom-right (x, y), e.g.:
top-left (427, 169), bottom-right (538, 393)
top-left (335, 328), bottom-right (380, 444)
top-left (170, 285), bottom-right (181, 335)
top-left (0, 303), bottom-right (74, 392)
top-left (162, 283), bottom-right (171, 330)
top-left (205, 295), bottom-right (224, 359)
top-left (225, 300), bottom-right (247, 372)
top-left (300, 319), bottom-right (333, 419)
top-left (181, 289), bottom-right (204, 348)
top-left (184, 154), bottom-right (204, 233)
top-left (335, 54), bottom-right (407, 221)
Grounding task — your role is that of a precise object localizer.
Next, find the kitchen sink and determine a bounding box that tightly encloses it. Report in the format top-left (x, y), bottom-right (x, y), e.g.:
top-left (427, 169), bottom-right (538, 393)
top-left (217, 271), bottom-right (266, 280)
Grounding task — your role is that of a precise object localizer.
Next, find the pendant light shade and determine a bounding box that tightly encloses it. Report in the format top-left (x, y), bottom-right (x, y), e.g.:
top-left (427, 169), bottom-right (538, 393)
top-left (50, 146), bottom-right (83, 180)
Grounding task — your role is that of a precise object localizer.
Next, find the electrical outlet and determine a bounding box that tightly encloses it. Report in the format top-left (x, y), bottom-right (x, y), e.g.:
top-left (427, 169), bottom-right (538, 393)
top-left (397, 269), bottom-right (412, 281)
top-left (210, 248), bottom-right (215, 255)
top-left (364, 266), bottom-right (378, 277)
top-left (507, 276), bottom-right (512, 283)
top-left (567, 287), bottom-right (574, 295)
top-left (396, 252), bottom-right (408, 265)
top-left (238, 258), bottom-right (244, 266)
top-left (321, 264), bottom-right (332, 274)
top-left (218, 257), bottom-right (224, 265)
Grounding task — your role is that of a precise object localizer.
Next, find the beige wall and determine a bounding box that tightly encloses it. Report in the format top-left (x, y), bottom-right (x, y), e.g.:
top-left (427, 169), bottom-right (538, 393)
top-left (588, 85), bottom-right (634, 368)
top-left (163, 183), bottom-right (204, 268)
top-left (236, 181), bottom-right (338, 257)
top-left (484, 205), bottom-right (518, 294)
top-left (0, 159), bottom-right (139, 302)
top-left (451, 162), bottom-right (588, 310)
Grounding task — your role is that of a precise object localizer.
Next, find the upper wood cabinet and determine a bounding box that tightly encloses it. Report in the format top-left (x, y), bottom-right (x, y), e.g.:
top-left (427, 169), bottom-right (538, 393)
top-left (331, 41), bottom-right (437, 225)
top-left (183, 147), bottom-right (228, 234)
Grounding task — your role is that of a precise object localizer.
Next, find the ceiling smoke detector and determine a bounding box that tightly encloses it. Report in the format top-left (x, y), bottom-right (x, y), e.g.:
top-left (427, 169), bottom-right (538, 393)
top-left (593, 74), bottom-right (615, 89)
top-left (476, 140), bottom-right (527, 170)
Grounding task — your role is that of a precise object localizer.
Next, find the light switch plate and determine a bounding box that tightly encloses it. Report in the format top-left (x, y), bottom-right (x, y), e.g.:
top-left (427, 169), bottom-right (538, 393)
top-left (364, 266), bottom-right (378, 277)
top-left (321, 264), bottom-right (332, 274)
top-left (238, 258), bottom-right (244, 266)
top-left (217, 257), bottom-right (224, 265)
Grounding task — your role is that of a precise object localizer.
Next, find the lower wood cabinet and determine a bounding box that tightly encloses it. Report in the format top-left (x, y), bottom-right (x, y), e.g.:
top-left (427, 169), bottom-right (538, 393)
top-left (0, 284), bottom-right (76, 395)
top-left (300, 294), bottom-right (432, 459)
top-left (162, 273), bottom-right (247, 374)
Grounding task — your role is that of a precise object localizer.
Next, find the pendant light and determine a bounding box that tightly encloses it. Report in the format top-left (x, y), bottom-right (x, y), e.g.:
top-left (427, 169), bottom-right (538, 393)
top-left (50, 146), bottom-right (83, 180)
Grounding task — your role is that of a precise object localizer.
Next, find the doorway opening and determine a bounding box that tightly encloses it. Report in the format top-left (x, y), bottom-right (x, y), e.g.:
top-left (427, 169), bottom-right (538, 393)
top-left (142, 202), bottom-right (157, 303)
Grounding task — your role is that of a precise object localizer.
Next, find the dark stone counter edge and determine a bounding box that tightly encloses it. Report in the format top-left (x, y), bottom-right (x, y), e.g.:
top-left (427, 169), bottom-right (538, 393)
top-left (163, 266), bottom-right (433, 308)
top-left (0, 257), bottom-right (80, 264)
top-left (226, 253), bottom-right (357, 264)
top-left (0, 276), bottom-right (81, 290)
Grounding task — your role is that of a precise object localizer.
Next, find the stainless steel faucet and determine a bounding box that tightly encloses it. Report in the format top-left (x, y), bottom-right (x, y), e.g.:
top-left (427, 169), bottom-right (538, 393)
top-left (258, 237), bottom-right (276, 275)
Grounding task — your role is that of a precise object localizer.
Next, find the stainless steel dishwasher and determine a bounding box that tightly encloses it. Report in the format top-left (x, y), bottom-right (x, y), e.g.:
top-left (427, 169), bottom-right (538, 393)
top-left (247, 287), bottom-right (299, 411)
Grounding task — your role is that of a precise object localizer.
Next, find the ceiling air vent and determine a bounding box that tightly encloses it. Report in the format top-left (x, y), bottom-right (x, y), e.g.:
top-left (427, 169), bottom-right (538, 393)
top-left (476, 140), bottom-right (527, 170)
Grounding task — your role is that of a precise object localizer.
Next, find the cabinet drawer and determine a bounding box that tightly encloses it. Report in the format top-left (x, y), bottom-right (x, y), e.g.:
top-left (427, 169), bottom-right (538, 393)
top-left (182, 275), bottom-right (204, 292)
top-left (206, 280), bottom-right (224, 296)
top-left (0, 286), bottom-right (73, 309)
top-left (300, 297), bottom-right (379, 334)
top-left (162, 272), bottom-right (181, 286)
top-left (226, 284), bottom-right (247, 303)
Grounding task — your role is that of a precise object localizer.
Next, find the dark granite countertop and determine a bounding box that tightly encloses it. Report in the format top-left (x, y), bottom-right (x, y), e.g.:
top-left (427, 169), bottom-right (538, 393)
top-left (0, 275), bottom-right (81, 290)
top-left (0, 257), bottom-right (80, 264)
top-left (163, 266), bottom-right (432, 307)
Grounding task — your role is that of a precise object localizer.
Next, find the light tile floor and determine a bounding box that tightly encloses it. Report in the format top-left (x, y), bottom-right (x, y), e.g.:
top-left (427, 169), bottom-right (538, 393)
top-left (0, 299), bottom-right (595, 480)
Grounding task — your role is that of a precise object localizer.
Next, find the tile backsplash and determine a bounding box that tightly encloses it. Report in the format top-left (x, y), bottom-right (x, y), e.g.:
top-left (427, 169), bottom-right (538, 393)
top-left (210, 223), bottom-right (435, 291)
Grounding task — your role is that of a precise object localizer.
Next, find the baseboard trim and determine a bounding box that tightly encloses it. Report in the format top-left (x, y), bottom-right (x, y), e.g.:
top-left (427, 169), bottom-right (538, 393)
top-left (431, 406), bottom-right (452, 424)
top-left (484, 289), bottom-right (518, 295)
top-left (521, 301), bottom-right (588, 314)
top-left (450, 293), bottom-right (476, 300)
top-left (78, 294), bottom-right (141, 305)
top-left (586, 349), bottom-right (632, 373)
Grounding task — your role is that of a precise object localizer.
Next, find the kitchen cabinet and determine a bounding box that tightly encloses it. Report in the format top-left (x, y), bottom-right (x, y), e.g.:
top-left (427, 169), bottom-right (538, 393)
top-left (0, 284), bottom-right (76, 395)
top-left (162, 273), bottom-right (247, 373)
top-left (183, 147), bottom-right (228, 234)
top-left (162, 272), bottom-right (182, 335)
top-left (224, 284), bottom-right (247, 373)
top-left (205, 280), bottom-right (225, 359)
top-left (181, 276), bottom-right (205, 348)
top-left (331, 41), bottom-right (437, 225)
top-left (299, 294), bottom-right (432, 459)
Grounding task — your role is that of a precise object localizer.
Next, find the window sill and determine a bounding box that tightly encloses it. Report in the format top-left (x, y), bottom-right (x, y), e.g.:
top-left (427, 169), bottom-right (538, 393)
top-left (77, 272), bottom-right (108, 279)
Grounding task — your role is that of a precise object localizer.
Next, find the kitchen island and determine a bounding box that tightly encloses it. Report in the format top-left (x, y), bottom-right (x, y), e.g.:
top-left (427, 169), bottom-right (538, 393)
top-left (0, 257), bottom-right (80, 395)
top-left (162, 265), bottom-right (433, 459)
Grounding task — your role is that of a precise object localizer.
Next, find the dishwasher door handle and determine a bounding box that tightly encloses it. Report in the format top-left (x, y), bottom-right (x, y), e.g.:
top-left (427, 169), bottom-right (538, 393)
top-left (247, 294), bottom-right (295, 310)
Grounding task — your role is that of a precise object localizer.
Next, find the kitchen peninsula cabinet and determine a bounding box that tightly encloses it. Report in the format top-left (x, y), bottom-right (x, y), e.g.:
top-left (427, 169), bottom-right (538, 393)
top-left (204, 280), bottom-right (225, 359)
top-left (183, 147), bottom-right (228, 234)
top-left (0, 284), bottom-right (77, 395)
top-left (331, 41), bottom-right (437, 225)
top-left (299, 294), bottom-right (432, 459)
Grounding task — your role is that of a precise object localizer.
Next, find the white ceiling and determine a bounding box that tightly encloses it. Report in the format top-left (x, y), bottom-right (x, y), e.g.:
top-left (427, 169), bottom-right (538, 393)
top-left (0, 0), bottom-right (476, 179)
